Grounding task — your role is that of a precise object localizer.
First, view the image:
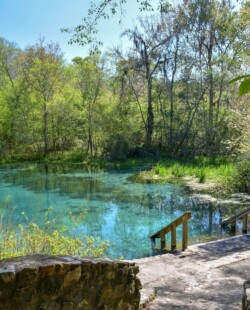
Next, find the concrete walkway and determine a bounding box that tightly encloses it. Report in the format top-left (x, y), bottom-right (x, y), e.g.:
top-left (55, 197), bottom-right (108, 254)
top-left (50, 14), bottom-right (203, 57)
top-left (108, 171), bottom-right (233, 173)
top-left (134, 234), bottom-right (250, 309)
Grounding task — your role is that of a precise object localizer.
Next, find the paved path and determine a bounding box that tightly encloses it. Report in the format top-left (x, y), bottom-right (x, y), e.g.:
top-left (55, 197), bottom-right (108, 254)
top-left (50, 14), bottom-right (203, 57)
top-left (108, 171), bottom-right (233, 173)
top-left (134, 234), bottom-right (250, 309)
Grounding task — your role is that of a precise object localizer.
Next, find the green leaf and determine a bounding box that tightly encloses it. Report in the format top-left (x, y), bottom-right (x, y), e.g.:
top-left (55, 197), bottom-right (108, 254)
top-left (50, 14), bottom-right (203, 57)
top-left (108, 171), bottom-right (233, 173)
top-left (229, 75), bottom-right (250, 84)
top-left (239, 78), bottom-right (250, 96)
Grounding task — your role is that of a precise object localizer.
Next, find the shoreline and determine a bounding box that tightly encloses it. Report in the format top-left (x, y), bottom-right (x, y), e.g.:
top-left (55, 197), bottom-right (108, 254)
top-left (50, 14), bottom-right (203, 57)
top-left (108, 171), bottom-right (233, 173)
top-left (183, 175), bottom-right (250, 206)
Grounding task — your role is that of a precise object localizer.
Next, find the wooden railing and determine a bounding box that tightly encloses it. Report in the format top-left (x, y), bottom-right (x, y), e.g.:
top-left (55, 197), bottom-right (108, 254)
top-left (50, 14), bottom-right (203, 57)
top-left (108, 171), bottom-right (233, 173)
top-left (221, 206), bottom-right (250, 234)
top-left (150, 212), bottom-right (191, 252)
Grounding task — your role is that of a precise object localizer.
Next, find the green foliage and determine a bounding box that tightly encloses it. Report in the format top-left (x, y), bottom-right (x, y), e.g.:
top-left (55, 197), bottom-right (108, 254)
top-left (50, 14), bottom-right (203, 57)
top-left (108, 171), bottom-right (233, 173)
top-left (233, 159), bottom-right (250, 193)
top-left (196, 168), bottom-right (206, 183)
top-left (135, 157), bottom-right (236, 192)
top-left (61, 0), bottom-right (156, 52)
top-left (105, 133), bottom-right (130, 160)
top-left (230, 74), bottom-right (250, 96)
top-left (171, 163), bottom-right (186, 177)
top-left (0, 223), bottom-right (109, 260)
top-left (154, 163), bottom-right (167, 176)
top-left (239, 78), bottom-right (250, 96)
top-left (51, 149), bottom-right (86, 163)
top-left (0, 207), bottom-right (109, 260)
top-left (0, 0), bottom-right (249, 185)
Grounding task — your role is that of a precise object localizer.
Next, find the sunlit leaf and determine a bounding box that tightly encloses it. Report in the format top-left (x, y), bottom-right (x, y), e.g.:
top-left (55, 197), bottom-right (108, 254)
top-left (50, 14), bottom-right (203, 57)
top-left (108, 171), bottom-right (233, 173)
top-left (239, 78), bottom-right (250, 96)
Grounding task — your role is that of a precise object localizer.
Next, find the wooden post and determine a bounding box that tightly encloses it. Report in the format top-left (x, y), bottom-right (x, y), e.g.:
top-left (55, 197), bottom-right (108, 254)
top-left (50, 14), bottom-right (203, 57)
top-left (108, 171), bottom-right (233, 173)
top-left (182, 214), bottom-right (188, 251)
top-left (171, 223), bottom-right (176, 252)
top-left (150, 212), bottom-right (191, 253)
top-left (230, 220), bottom-right (236, 235)
top-left (151, 237), bottom-right (156, 249)
top-left (243, 215), bottom-right (248, 234)
top-left (160, 231), bottom-right (165, 250)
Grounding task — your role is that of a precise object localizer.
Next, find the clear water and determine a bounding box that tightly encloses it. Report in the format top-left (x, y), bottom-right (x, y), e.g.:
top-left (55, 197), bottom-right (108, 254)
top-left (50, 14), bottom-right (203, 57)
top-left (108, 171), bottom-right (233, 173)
top-left (0, 163), bottom-right (231, 259)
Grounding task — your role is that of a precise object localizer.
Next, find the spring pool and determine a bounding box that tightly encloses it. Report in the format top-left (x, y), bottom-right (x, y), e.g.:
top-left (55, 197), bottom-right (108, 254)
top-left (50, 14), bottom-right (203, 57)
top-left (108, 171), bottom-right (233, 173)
top-left (0, 163), bottom-right (229, 259)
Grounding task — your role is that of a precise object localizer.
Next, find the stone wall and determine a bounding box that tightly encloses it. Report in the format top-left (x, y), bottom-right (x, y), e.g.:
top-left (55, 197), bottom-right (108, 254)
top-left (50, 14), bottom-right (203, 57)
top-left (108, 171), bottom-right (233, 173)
top-left (243, 280), bottom-right (250, 310)
top-left (0, 254), bottom-right (141, 310)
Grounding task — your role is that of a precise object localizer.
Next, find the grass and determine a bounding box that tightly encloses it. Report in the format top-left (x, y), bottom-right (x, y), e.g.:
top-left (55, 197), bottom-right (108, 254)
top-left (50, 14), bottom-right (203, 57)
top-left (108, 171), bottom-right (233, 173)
top-left (157, 157), bottom-right (234, 182)
top-left (132, 156), bottom-right (237, 195)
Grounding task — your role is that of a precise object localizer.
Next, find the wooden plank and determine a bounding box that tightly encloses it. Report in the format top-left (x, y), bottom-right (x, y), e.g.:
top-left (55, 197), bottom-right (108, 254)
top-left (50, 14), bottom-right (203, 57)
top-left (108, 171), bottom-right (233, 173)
top-left (243, 214), bottom-right (248, 234)
top-left (230, 220), bottom-right (236, 234)
top-left (150, 212), bottom-right (191, 239)
top-left (171, 223), bottom-right (176, 252)
top-left (222, 206), bottom-right (250, 226)
top-left (160, 231), bottom-right (165, 250)
top-left (151, 237), bottom-right (156, 249)
top-left (182, 215), bottom-right (188, 251)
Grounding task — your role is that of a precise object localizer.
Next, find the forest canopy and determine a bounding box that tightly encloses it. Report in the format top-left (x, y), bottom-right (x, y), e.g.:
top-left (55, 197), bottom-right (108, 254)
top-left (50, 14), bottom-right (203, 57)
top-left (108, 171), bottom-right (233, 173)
top-left (0, 0), bottom-right (249, 161)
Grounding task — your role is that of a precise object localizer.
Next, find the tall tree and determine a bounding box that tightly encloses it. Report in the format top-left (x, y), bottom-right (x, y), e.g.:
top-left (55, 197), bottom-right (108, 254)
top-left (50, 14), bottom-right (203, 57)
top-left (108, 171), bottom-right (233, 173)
top-left (72, 55), bottom-right (104, 156)
top-left (181, 0), bottom-right (245, 154)
top-left (21, 39), bottom-right (64, 156)
top-left (122, 16), bottom-right (170, 149)
top-left (0, 37), bottom-right (36, 157)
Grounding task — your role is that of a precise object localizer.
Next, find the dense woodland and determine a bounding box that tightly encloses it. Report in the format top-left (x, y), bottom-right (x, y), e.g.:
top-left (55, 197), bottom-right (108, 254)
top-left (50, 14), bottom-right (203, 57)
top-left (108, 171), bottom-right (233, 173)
top-left (0, 0), bottom-right (249, 161)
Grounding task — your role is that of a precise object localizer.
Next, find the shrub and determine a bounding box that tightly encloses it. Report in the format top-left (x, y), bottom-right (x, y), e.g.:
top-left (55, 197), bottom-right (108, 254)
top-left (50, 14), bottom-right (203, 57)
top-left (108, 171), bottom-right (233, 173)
top-left (104, 134), bottom-right (129, 160)
top-left (233, 159), bottom-right (250, 193)
top-left (196, 168), bottom-right (206, 183)
top-left (0, 208), bottom-right (109, 260)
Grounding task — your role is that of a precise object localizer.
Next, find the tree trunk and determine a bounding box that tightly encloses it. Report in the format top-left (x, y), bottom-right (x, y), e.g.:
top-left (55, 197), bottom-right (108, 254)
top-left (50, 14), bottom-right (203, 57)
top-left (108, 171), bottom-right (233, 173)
top-left (146, 78), bottom-right (154, 149)
top-left (207, 31), bottom-right (214, 154)
top-left (169, 83), bottom-right (174, 150)
top-left (43, 101), bottom-right (48, 157)
top-left (87, 125), bottom-right (93, 156)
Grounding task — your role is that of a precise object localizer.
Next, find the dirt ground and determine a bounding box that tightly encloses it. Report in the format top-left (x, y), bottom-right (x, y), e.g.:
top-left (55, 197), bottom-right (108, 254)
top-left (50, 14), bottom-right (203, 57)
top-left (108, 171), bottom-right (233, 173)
top-left (134, 234), bottom-right (250, 309)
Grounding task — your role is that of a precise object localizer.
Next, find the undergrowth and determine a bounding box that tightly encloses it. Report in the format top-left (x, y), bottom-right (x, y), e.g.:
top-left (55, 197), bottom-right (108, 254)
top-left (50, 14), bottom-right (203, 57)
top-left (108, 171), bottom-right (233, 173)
top-left (132, 157), bottom-right (238, 195)
top-left (0, 200), bottom-right (109, 260)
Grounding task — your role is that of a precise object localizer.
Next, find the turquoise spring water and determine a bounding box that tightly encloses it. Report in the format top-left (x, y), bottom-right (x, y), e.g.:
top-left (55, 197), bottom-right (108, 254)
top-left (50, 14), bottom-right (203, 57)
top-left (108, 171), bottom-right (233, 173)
top-left (0, 163), bottom-right (230, 259)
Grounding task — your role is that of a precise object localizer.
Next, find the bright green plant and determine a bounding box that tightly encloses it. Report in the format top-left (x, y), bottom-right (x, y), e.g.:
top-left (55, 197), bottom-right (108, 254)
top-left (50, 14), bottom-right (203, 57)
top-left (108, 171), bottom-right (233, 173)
top-left (196, 168), bottom-right (206, 183)
top-left (233, 159), bottom-right (250, 193)
top-left (230, 74), bottom-right (250, 96)
top-left (154, 164), bottom-right (169, 176)
top-left (133, 157), bottom-right (238, 193)
top-left (0, 207), bottom-right (109, 260)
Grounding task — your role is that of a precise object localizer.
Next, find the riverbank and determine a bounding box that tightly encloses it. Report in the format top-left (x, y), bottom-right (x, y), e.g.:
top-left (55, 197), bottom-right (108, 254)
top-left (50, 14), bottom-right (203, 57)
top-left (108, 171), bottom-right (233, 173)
top-left (183, 175), bottom-right (250, 206)
top-left (1, 155), bottom-right (249, 197)
top-left (131, 157), bottom-right (250, 201)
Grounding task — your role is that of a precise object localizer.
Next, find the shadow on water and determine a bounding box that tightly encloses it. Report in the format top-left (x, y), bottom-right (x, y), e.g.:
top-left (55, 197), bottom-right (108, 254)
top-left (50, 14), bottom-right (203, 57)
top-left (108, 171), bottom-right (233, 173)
top-left (0, 163), bottom-right (245, 259)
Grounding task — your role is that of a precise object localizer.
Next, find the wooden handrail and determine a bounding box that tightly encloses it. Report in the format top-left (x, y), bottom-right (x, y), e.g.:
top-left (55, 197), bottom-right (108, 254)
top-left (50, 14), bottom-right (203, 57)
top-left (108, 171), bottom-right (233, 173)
top-left (221, 206), bottom-right (250, 234)
top-left (221, 206), bottom-right (250, 225)
top-left (150, 212), bottom-right (191, 252)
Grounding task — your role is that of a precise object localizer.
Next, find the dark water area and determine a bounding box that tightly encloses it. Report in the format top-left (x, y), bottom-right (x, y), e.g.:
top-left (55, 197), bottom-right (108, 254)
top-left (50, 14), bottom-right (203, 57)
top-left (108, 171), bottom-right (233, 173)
top-left (0, 163), bottom-right (234, 259)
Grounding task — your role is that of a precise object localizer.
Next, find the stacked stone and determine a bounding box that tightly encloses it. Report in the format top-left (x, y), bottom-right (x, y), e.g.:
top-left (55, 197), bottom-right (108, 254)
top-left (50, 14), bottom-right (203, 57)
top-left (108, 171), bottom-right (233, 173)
top-left (0, 254), bottom-right (141, 310)
top-left (243, 280), bottom-right (250, 310)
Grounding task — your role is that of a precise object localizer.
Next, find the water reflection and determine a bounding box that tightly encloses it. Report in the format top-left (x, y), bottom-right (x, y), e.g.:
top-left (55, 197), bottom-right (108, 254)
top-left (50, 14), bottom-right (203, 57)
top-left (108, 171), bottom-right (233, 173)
top-left (0, 163), bottom-right (242, 259)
